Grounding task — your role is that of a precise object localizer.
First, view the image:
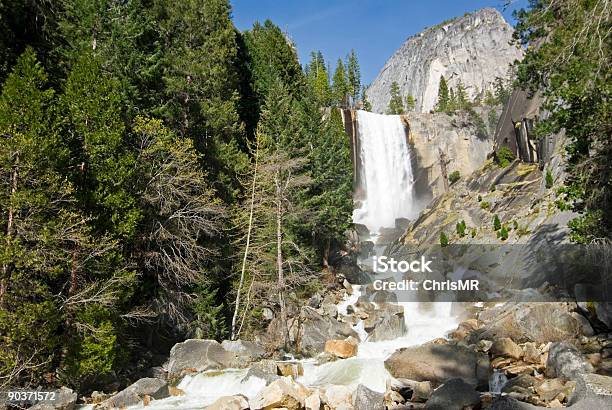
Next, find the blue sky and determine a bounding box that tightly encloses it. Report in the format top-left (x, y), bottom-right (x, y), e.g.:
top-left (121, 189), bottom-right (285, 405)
top-left (231, 0), bottom-right (529, 85)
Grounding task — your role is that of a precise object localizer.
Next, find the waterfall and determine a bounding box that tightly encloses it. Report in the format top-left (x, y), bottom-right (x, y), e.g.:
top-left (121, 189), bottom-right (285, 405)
top-left (353, 110), bottom-right (416, 234)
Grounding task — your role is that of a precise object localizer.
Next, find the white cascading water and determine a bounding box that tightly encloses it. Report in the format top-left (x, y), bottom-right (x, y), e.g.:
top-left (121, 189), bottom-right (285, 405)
top-left (95, 110), bottom-right (459, 409)
top-left (352, 110), bottom-right (416, 233)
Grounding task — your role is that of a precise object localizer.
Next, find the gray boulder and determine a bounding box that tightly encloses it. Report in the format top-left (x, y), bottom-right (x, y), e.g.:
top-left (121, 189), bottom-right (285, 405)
top-left (546, 342), bottom-right (593, 381)
top-left (478, 303), bottom-right (584, 344)
top-left (98, 378), bottom-right (168, 409)
top-left (243, 359), bottom-right (280, 385)
top-left (29, 387), bottom-right (77, 410)
top-left (489, 396), bottom-right (540, 409)
top-left (352, 384), bottom-right (384, 410)
top-left (367, 305), bottom-right (406, 342)
top-left (297, 306), bottom-right (358, 356)
top-left (384, 343), bottom-right (490, 386)
top-left (425, 378), bottom-right (480, 410)
top-left (567, 373), bottom-right (612, 408)
top-left (221, 339), bottom-right (266, 363)
top-left (167, 339), bottom-right (236, 378)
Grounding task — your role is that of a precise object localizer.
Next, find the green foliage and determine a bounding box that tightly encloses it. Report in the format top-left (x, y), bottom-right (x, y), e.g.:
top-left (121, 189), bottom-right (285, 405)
top-left (456, 220), bottom-right (467, 237)
top-left (514, 0), bottom-right (611, 242)
top-left (62, 52), bottom-right (140, 239)
top-left (439, 231), bottom-right (449, 247)
top-left (477, 194), bottom-right (482, 202)
top-left (487, 109), bottom-right (499, 134)
top-left (455, 80), bottom-right (469, 110)
top-left (435, 76), bottom-right (450, 112)
top-left (493, 76), bottom-right (510, 106)
top-left (499, 226), bottom-right (509, 241)
top-left (471, 228), bottom-right (477, 238)
top-left (193, 283), bottom-right (227, 340)
top-left (361, 85), bottom-right (372, 111)
top-left (405, 95), bottom-right (416, 111)
top-left (331, 58), bottom-right (349, 107)
top-left (0, 0), bottom-right (357, 389)
top-left (448, 170), bottom-right (461, 184)
top-left (307, 51), bottom-right (332, 106)
top-left (545, 169), bottom-right (554, 189)
top-left (493, 214), bottom-right (502, 231)
top-left (305, 108), bottom-right (353, 260)
top-left (346, 49), bottom-right (361, 105)
top-left (480, 201), bottom-right (490, 209)
top-left (467, 108), bottom-right (488, 139)
top-left (387, 81), bottom-right (405, 114)
top-left (495, 146), bottom-right (515, 168)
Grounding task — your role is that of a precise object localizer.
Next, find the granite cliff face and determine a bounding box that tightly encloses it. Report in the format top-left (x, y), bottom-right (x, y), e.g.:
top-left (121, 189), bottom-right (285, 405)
top-left (367, 8), bottom-right (523, 113)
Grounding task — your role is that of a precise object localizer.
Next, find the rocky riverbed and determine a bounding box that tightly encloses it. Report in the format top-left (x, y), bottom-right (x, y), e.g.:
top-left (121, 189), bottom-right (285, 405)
top-left (31, 277), bottom-right (610, 410)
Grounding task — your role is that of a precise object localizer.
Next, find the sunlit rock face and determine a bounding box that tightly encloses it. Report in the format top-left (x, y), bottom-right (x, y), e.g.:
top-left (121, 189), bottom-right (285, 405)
top-left (367, 8), bottom-right (523, 113)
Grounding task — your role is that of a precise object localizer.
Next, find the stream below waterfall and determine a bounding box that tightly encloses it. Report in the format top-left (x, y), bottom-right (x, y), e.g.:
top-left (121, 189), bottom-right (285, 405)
top-left (114, 285), bottom-right (458, 409)
top-left (95, 111), bottom-right (459, 409)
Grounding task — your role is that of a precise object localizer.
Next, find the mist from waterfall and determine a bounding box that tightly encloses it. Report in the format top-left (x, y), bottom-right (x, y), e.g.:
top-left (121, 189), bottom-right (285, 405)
top-left (352, 110), bottom-right (416, 233)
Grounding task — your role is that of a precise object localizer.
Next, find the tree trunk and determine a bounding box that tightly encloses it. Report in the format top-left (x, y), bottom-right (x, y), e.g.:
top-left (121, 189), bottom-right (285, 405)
top-left (231, 143), bottom-right (259, 340)
top-left (275, 172), bottom-right (289, 349)
top-left (0, 152), bottom-right (18, 306)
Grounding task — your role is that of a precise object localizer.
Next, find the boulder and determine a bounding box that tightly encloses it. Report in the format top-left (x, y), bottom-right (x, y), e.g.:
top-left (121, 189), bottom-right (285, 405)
top-left (489, 396), bottom-right (541, 409)
top-left (243, 359), bottom-right (280, 385)
top-left (450, 319), bottom-right (482, 340)
top-left (167, 339), bottom-right (236, 377)
top-left (568, 373), bottom-right (612, 408)
top-left (321, 385), bottom-right (354, 410)
top-left (221, 339), bottom-right (266, 363)
top-left (384, 343), bottom-right (490, 386)
top-left (534, 378), bottom-right (575, 403)
top-left (546, 342), bottom-right (593, 381)
top-left (425, 378), bottom-right (480, 410)
top-left (305, 390), bottom-right (321, 410)
top-left (250, 379), bottom-right (310, 410)
top-left (352, 384), bottom-right (384, 410)
top-left (502, 374), bottom-right (540, 394)
top-left (367, 308), bottom-right (406, 342)
top-left (29, 387), bottom-right (77, 410)
top-left (276, 362), bottom-right (304, 378)
top-left (324, 338), bottom-right (358, 359)
top-left (97, 378), bottom-right (168, 409)
top-left (478, 303), bottom-right (583, 344)
top-left (387, 378), bottom-right (432, 402)
top-left (204, 395), bottom-right (249, 410)
top-left (522, 342), bottom-right (541, 364)
top-left (490, 338), bottom-right (523, 360)
top-left (297, 306), bottom-right (358, 356)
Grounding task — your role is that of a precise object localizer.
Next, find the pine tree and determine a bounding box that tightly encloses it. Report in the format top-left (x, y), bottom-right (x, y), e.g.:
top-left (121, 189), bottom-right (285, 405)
top-left (131, 116), bottom-right (225, 334)
top-left (242, 20), bottom-right (304, 104)
top-left (455, 80), bottom-right (469, 110)
top-left (0, 48), bottom-right (124, 387)
top-left (361, 86), bottom-right (372, 111)
top-left (58, 0), bottom-right (163, 117)
top-left (406, 95), bottom-right (416, 111)
top-left (304, 108), bottom-right (353, 265)
top-left (232, 80), bottom-right (312, 343)
top-left (346, 49), bottom-right (361, 106)
top-left (435, 75), bottom-right (450, 112)
top-left (159, 0), bottom-right (248, 203)
top-left (331, 59), bottom-right (349, 107)
top-left (387, 81), bottom-right (405, 114)
top-left (307, 51), bottom-right (332, 106)
top-left (493, 77), bottom-right (510, 105)
top-left (62, 52), bottom-right (140, 239)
